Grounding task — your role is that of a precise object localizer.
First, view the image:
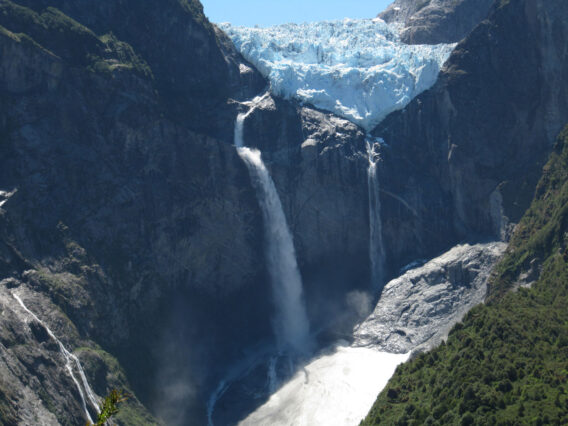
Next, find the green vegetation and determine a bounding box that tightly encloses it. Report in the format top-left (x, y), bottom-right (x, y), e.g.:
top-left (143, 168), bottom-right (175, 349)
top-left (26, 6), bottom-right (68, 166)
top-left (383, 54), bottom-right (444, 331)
top-left (489, 126), bottom-right (568, 300)
top-left (178, 0), bottom-right (211, 29)
top-left (74, 346), bottom-right (160, 425)
top-left (362, 126), bottom-right (568, 425)
top-left (94, 33), bottom-right (153, 78)
top-left (0, 1), bottom-right (100, 64)
top-left (0, 1), bottom-right (152, 78)
top-left (88, 389), bottom-right (129, 426)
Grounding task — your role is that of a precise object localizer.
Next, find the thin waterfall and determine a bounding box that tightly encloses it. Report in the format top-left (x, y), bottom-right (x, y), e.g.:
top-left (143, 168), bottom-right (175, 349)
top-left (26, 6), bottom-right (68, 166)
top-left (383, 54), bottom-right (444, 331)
top-left (267, 356), bottom-right (278, 393)
top-left (367, 139), bottom-right (386, 293)
top-left (234, 100), bottom-right (311, 354)
top-left (13, 293), bottom-right (100, 423)
top-left (207, 379), bottom-right (228, 426)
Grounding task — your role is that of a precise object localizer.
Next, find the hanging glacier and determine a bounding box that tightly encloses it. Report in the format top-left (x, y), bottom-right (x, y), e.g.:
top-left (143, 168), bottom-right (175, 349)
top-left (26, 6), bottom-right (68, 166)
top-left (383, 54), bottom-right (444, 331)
top-left (220, 19), bottom-right (455, 131)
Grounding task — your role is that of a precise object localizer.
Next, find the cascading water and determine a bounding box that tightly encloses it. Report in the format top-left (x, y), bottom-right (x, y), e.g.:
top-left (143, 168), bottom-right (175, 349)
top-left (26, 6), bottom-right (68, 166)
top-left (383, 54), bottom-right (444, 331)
top-left (367, 139), bottom-right (386, 293)
top-left (13, 293), bottom-right (99, 423)
top-left (207, 95), bottom-right (313, 426)
top-left (234, 95), bottom-right (311, 354)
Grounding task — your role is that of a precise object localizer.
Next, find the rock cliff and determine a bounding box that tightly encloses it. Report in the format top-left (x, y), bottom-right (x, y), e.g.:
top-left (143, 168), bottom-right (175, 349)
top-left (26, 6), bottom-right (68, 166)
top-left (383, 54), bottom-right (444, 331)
top-left (374, 0), bottom-right (568, 269)
top-left (379, 0), bottom-right (494, 44)
top-left (0, 0), bottom-right (268, 423)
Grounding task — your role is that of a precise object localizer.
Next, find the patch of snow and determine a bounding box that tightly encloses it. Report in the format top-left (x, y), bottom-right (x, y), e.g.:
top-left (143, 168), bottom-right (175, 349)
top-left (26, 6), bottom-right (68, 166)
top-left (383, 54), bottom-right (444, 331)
top-left (239, 63), bottom-right (254, 74)
top-left (220, 19), bottom-right (454, 130)
top-left (0, 189), bottom-right (17, 208)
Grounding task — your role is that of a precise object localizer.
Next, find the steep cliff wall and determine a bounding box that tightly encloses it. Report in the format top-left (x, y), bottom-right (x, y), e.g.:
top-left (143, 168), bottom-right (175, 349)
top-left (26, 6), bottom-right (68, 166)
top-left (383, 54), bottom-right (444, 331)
top-left (0, 1), bottom-right (267, 423)
top-left (240, 98), bottom-right (372, 328)
top-left (13, 0), bottom-right (265, 136)
top-left (374, 0), bottom-right (568, 268)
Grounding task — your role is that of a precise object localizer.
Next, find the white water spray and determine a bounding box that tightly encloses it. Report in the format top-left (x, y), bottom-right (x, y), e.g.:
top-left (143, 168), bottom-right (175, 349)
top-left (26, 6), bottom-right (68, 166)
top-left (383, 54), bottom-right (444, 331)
top-left (367, 140), bottom-right (386, 293)
top-left (234, 98), bottom-right (311, 354)
top-left (13, 293), bottom-right (99, 423)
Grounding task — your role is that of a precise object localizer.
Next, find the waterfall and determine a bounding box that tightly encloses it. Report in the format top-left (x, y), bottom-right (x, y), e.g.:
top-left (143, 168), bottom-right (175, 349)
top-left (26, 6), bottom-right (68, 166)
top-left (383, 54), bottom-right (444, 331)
top-left (267, 356), bottom-right (278, 394)
top-left (367, 140), bottom-right (386, 293)
top-left (207, 379), bottom-right (228, 426)
top-left (13, 293), bottom-right (99, 423)
top-left (234, 102), bottom-right (311, 354)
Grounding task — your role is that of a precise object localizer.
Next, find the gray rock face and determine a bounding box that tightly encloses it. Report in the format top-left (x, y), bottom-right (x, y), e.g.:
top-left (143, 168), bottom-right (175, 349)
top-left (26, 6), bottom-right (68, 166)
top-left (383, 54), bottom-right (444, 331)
top-left (354, 242), bottom-right (506, 353)
top-left (379, 0), bottom-right (494, 44)
top-left (0, 1), bottom-right (268, 423)
top-left (374, 0), bottom-right (568, 268)
top-left (13, 0), bottom-right (265, 137)
top-left (0, 279), bottom-right (156, 425)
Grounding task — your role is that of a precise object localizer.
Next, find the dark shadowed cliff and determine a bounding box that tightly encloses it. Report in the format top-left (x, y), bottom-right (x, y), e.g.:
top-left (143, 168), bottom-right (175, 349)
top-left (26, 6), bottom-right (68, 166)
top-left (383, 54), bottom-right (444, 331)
top-left (0, 0), bottom-right (268, 423)
top-left (374, 0), bottom-right (568, 269)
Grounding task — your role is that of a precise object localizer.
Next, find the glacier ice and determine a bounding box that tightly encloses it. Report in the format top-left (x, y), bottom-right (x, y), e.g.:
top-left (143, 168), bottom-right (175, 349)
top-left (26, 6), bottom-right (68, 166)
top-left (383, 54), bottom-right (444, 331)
top-left (220, 19), bottom-right (455, 131)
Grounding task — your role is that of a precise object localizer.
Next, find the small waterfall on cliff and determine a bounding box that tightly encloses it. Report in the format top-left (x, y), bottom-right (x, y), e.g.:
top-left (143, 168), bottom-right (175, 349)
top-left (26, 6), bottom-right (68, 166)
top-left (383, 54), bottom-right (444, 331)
top-left (13, 293), bottom-right (99, 423)
top-left (234, 98), bottom-right (311, 354)
top-left (367, 139), bottom-right (386, 293)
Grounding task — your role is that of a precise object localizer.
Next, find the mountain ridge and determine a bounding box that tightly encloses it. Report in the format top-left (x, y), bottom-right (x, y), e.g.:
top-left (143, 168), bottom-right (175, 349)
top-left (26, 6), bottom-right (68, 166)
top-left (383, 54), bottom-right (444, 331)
top-left (379, 0), bottom-right (495, 44)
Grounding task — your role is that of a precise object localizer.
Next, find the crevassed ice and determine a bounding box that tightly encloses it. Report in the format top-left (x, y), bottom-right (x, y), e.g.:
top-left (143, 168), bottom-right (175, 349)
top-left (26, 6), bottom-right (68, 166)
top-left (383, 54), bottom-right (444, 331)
top-left (220, 19), bottom-right (455, 131)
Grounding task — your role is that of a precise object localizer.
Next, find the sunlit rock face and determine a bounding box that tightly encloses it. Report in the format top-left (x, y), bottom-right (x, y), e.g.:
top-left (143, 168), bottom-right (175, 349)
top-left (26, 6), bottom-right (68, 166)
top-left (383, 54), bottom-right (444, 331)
top-left (220, 19), bottom-right (454, 131)
top-left (379, 0), bottom-right (495, 44)
top-left (354, 242), bottom-right (507, 354)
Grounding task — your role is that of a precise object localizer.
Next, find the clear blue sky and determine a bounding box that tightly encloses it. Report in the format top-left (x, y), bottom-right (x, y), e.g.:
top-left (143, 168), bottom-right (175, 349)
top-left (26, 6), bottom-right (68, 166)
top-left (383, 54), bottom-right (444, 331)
top-left (200, 0), bottom-right (394, 27)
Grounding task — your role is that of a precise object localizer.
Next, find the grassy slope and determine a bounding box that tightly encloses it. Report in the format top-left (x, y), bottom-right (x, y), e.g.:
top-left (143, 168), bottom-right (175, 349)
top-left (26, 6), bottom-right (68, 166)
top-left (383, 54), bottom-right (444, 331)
top-left (362, 126), bottom-right (568, 425)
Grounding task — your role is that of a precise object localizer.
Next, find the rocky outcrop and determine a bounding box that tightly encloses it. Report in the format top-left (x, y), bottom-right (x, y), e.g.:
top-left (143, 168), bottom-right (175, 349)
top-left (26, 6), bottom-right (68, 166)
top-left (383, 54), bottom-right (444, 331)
top-left (379, 0), bottom-right (494, 44)
top-left (354, 242), bottom-right (506, 354)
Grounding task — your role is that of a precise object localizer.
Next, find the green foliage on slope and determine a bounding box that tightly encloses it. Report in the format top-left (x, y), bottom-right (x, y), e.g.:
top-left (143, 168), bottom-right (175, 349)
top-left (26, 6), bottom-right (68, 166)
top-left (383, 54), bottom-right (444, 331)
top-left (89, 389), bottom-right (129, 426)
top-left (362, 126), bottom-right (568, 425)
